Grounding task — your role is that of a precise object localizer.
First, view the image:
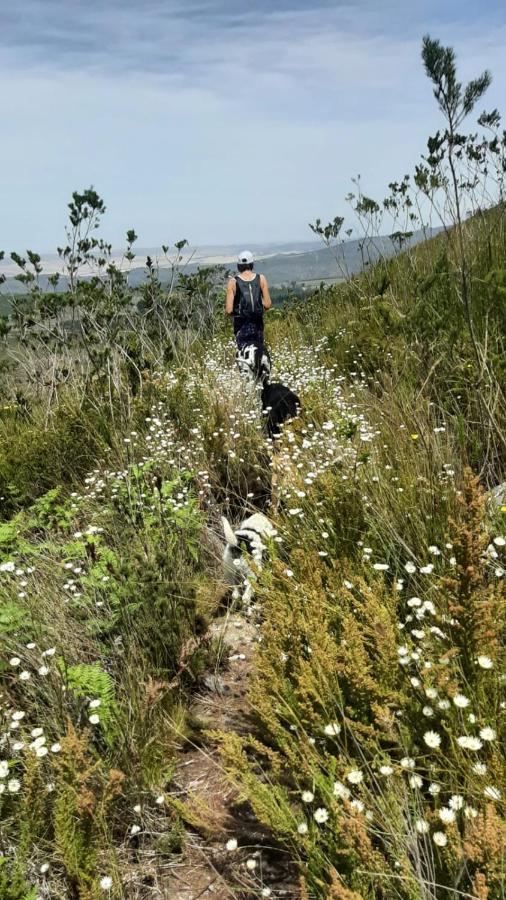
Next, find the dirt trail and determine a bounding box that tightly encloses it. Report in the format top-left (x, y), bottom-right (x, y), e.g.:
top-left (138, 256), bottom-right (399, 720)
top-left (164, 609), bottom-right (300, 900)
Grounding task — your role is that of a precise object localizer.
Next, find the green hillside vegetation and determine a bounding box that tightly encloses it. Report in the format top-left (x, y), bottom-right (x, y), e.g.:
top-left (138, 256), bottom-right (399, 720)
top-left (0, 36), bottom-right (505, 899)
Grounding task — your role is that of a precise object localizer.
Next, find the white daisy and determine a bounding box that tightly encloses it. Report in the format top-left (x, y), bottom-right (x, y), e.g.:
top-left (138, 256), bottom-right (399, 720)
top-left (333, 781), bottom-right (350, 800)
top-left (484, 786), bottom-right (501, 801)
top-left (457, 736), bottom-right (482, 750)
top-left (314, 807), bottom-right (329, 824)
top-left (453, 694), bottom-right (469, 708)
top-left (433, 831), bottom-right (447, 847)
top-left (324, 723), bottom-right (341, 736)
top-left (424, 731), bottom-right (441, 749)
top-left (477, 656), bottom-right (493, 670)
top-left (346, 770), bottom-right (363, 785)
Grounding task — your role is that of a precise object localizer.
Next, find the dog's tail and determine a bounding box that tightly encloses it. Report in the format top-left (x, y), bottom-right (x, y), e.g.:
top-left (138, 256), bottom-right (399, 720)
top-left (221, 516), bottom-right (238, 547)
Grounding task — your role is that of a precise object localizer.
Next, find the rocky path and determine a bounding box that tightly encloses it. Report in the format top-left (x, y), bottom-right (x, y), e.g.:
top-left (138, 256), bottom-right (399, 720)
top-left (163, 609), bottom-right (300, 900)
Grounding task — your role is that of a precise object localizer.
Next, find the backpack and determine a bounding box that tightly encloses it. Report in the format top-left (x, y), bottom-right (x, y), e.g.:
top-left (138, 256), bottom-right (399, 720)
top-left (234, 274), bottom-right (264, 319)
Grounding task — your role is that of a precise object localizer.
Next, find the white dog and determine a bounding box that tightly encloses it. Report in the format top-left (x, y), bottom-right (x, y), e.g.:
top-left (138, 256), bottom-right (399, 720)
top-left (222, 513), bottom-right (277, 602)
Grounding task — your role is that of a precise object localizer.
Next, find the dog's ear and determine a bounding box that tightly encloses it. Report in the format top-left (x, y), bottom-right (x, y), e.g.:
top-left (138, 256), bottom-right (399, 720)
top-left (221, 516), bottom-right (238, 546)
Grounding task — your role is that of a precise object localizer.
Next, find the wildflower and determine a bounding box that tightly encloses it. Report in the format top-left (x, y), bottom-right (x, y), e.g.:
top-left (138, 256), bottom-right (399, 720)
top-left (314, 807), bottom-right (329, 824)
top-left (428, 546), bottom-right (441, 555)
top-left (493, 536), bottom-right (505, 546)
top-left (346, 769), bottom-right (363, 785)
top-left (333, 781), bottom-right (350, 799)
top-left (89, 714), bottom-right (100, 725)
top-left (404, 562), bottom-right (417, 574)
top-left (425, 687), bottom-right (438, 699)
top-left (433, 832), bottom-right (447, 847)
top-left (410, 677), bottom-right (421, 687)
top-left (350, 799), bottom-right (364, 813)
top-left (457, 736), bottom-right (482, 750)
top-left (51, 743), bottom-right (61, 753)
top-left (477, 656), bottom-right (493, 669)
top-left (373, 563), bottom-right (389, 571)
top-left (424, 731), bottom-right (441, 749)
top-left (438, 700), bottom-right (451, 710)
top-left (100, 876), bottom-right (113, 890)
top-left (416, 819), bottom-right (430, 834)
top-left (39, 863), bottom-right (49, 874)
top-left (439, 806), bottom-right (455, 825)
top-left (130, 824), bottom-right (141, 835)
top-left (324, 723), bottom-right (341, 736)
top-left (41, 647), bottom-right (56, 657)
top-left (38, 666), bottom-right (49, 676)
top-left (12, 742), bottom-right (24, 751)
top-left (484, 786), bottom-right (501, 801)
top-left (419, 564), bottom-right (434, 575)
top-left (449, 795), bottom-right (464, 811)
top-left (31, 728), bottom-right (44, 738)
top-left (0, 761), bottom-right (9, 778)
top-left (408, 597), bottom-right (422, 608)
top-left (19, 671), bottom-right (31, 681)
top-left (246, 858), bottom-right (257, 870)
top-left (89, 699), bottom-right (101, 709)
top-left (285, 569), bottom-right (294, 577)
top-left (9, 657), bottom-right (21, 667)
top-left (401, 757), bottom-right (415, 769)
top-left (36, 747), bottom-right (49, 758)
top-left (453, 694), bottom-right (469, 708)
top-left (464, 806), bottom-right (478, 819)
top-left (226, 838), bottom-right (238, 851)
top-left (261, 890), bottom-right (272, 898)
top-left (409, 775), bottom-right (423, 789)
top-left (422, 706), bottom-right (434, 717)
top-left (8, 779), bottom-right (21, 793)
top-left (155, 794), bottom-right (164, 804)
top-left (428, 783), bottom-right (441, 795)
top-left (473, 763), bottom-right (487, 775)
top-left (11, 711), bottom-right (25, 721)
top-left (479, 727), bottom-right (496, 741)
top-left (297, 822), bottom-right (308, 835)
top-left (301, 791), bottom-right (314, 803)
top-left (379, 765), bottom-right (393, 776)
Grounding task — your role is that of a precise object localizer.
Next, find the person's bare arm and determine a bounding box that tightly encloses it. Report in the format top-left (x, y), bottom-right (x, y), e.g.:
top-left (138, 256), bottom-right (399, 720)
top-left (260, 274), bottom-right (272, 310)
top-left (225, 277), bottom-right (236, 315)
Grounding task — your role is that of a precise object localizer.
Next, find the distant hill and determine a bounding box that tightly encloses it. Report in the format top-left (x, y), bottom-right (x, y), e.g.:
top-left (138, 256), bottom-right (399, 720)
top-left (0, 230), bottom-right (439, 304)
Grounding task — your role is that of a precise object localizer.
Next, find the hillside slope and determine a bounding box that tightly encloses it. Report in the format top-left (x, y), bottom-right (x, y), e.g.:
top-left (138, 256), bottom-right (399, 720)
top-left (0, 208), bottom-right (505, 898)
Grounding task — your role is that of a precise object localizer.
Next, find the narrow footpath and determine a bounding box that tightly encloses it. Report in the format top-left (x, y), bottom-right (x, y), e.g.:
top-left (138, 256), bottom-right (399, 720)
top-left (164, 609), bottom-right (300, 899)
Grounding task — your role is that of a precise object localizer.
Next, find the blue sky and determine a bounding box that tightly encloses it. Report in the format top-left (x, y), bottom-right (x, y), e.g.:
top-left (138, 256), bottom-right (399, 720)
top-left (1, 0), bottom-right (506, 251)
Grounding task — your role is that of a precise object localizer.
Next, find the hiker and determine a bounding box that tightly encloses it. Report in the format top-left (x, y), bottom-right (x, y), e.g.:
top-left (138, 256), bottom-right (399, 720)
top-left (225, 250), bottom-right (272, 353)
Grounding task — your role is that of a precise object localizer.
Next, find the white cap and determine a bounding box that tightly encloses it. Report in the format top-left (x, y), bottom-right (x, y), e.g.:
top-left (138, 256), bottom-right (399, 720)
top-left (237, 250), bottom-right (254, 265)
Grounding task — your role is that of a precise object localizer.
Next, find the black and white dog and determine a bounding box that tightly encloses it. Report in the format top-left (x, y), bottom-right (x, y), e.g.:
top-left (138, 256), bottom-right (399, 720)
top-left (236, 342), bottom-right (271, 384)
top-left (261, 382), bottom-right (301, 439)
top-left (222, 513), bottom-right (277, 602)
